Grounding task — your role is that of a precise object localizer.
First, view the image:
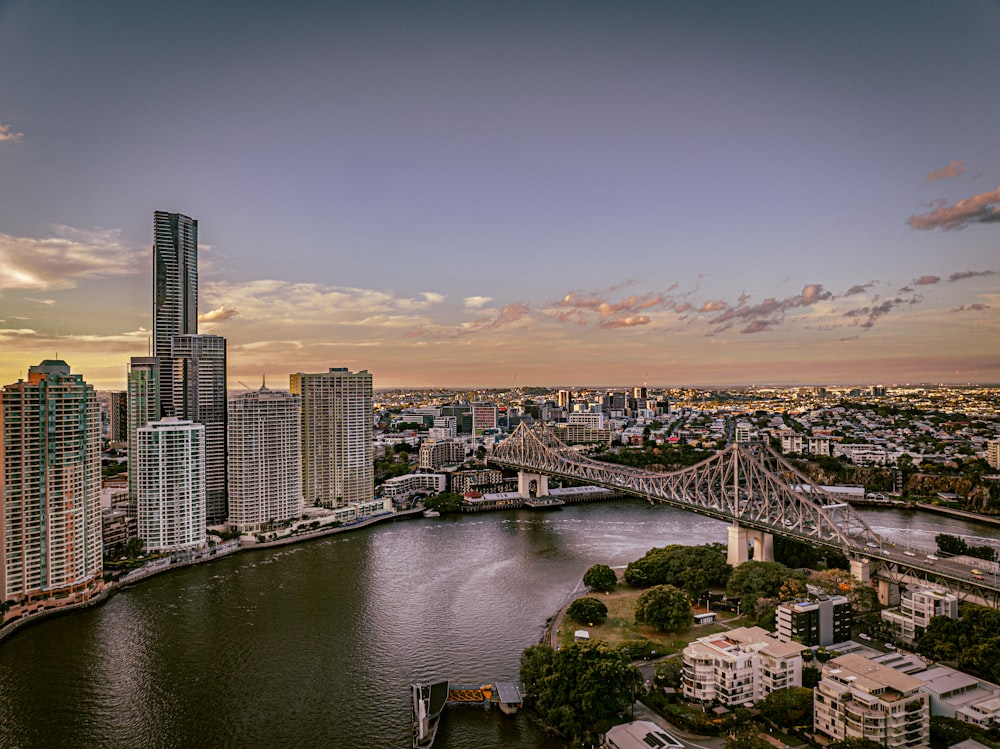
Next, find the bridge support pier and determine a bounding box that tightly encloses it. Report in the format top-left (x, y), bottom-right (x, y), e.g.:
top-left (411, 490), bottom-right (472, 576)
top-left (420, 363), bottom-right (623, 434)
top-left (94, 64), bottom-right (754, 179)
top-left (878, 579), bottom-right (900, 608)
top-left (749, 531), bottom-right (774, 562)
top-left (517, 472), bottom-right (549, 499)
top-left (850, 557), bottom-right (871, 586)
top-left (727, 525), bottom-right (749, 566)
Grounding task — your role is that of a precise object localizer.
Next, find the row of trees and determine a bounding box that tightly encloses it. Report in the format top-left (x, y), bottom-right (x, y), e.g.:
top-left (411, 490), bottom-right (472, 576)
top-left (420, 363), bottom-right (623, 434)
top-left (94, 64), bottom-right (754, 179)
top-left (936, 533), bottom-right (997, 561)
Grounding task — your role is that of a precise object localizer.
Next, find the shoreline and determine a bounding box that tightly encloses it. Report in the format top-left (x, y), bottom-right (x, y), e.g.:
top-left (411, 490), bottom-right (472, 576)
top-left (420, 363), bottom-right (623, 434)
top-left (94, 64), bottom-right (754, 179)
top-left (0, 507), bottom-right (425, 645)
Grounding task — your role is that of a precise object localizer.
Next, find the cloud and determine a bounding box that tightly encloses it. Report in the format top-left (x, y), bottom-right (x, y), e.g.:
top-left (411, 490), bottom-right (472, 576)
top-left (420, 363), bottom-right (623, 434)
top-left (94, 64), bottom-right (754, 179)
top-left (464, 296), bottom-right (493, 309)
top-left (842, 297), bottom-right (905, 329)
top-left (699, 300), bottom-right (728, 312)
top-left (843, 282), bottom-right (875, 296)
top-left (949, 270), bottom-right (996, 282)
top-left (198, 306), bottom-right (239, 323)
top-left (550, 288), bottom-right (670, 328)
top-left (24, 298), bottom-right (56, 305)
top-left (949, 303), bottom-right (991, 312)
top-left (907, 185), bottom-right (1000, 230)
top-left (707, 284), bottom-right (833, 335)
top-left (202, 280), bottom-right (444, 324)
top-left (0, 227), bottom-right (142, 291)
top-left (0, 123), bottom-right (23, 143)
top-left (913, 275), bottom-right (940, 286)
top-left (926, 160), bottom-right (966, 182)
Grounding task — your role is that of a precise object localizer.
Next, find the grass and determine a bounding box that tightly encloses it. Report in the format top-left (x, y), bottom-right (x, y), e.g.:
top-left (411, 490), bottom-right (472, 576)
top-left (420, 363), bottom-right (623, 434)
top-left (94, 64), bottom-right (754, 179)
top-left (554, 584), bottom-right (749, 652)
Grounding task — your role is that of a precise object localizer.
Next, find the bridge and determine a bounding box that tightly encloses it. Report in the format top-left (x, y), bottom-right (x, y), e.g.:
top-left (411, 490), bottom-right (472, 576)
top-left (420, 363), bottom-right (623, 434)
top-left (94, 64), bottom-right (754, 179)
top-left (489, 423), bottom-right (1000, 606)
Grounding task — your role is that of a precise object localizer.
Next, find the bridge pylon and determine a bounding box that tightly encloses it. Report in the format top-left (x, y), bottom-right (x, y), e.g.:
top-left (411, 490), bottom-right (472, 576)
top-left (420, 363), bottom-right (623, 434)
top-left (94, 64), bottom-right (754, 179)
top-left (727, 523), bottom-right (774, 566)
top-left (517, 472), bottom-right (549, 499)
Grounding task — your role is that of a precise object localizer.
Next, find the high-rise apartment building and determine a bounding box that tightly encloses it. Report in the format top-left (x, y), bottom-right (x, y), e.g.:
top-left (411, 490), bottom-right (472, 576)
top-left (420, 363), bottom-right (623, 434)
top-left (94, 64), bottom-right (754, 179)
top-left (1, 360), bottom-right (102, 604)
top-left (109, 390), bottom-right (128, 442)
top-left (170, 334), bottom-right (227, 524)
top-left (135, 417), bottom-right (206, 552)
top-left (127, 356), bottom-right (161, 510)
top-left (776, 594), bottom-right (852, 646)
top-left (227, 387), bottom-right (302, 533)
top-left (987, 439), bottom-right (1000, 471)
top-left (152, 211), bottom-right (198, 418)
top-left (471, 402), bottom-right (498, 435)
top-left (557, 389), bottom-right (572, 409)
top-left (290, 368), bottom-right (373, 507)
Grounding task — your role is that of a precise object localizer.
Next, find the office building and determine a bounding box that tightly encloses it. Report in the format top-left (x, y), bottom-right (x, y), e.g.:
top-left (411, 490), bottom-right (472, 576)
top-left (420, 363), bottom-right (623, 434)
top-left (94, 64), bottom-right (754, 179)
top-left (557, 389), bottom-right (572, 409)
top-left (814, 653), bottom-right (930, 748)
top-left (471, 402), bottom-right (498, 435)
top-left (227, 387), bottom-right (302, 533)
top-left (135, 417), bottom-right (206, 552)
top-left (290, 368), bottom-right (373, 507)
top-left (170, 334), bottom-right (227, 524)
top-left (432, 416), bottom-right (457, 439)
top-left (881, 587), bottom-right (959, 644)
top-left (152, 210), bottom-right (198, 418)
top-left (127, 356), bottom-right (161, 510)
top-left (776, 594), bottom-right (852, 647)
top-left (681, 626), bottom-right (805, 706)
top-left (109, 390), bottom-right (128, 442)
top-left (1, 360), bottom-right (102, 604)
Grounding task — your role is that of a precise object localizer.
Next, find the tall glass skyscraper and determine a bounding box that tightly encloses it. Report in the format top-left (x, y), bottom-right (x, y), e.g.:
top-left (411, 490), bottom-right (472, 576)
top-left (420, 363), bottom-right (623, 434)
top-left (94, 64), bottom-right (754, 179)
top-left (1, 360), bottom-right (102, 604)
top-left (153, 210), bottom-right (198, 418)
top-left (127, 356), bottom-right (161, 510)
top-left (170, 334), bottom-right (227, 524)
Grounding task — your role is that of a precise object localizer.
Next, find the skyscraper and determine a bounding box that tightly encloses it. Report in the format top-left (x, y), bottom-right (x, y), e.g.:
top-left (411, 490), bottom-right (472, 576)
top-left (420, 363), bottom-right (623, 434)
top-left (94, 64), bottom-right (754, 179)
top-left (228, 386), bottom-right (302, 533)
top-left (127, 356), bottom-right (161, 510)
top-left (170, 334), bottom-right (227, 524)
top-left (1, 360), bottom-right (102, 604)
top-left (153, 210), bottom-right (198, 418)
top-left (290, 368), bottom-right (373, 507)
top-left (109, 390), bottom-right (128, 442)
top-left (135, 417), bottom-right (206, 552)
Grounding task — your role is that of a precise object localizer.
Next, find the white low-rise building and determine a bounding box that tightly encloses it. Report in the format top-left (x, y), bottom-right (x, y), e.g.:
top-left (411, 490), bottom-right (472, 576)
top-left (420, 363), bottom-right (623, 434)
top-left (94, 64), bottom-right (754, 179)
top-left (381, 473), bottom-right (446, 503)
top-left (681, 626), bottom-right (805, 706)
top-left (881, 587), bottom-right (958, 644)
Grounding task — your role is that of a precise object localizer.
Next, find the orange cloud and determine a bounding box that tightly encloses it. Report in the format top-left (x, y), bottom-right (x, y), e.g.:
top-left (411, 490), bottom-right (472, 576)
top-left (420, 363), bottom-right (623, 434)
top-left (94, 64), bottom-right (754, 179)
top-left (926, 160), bottom-right (965, 182)
top-left (907, 185), bottom-right (1000, 230)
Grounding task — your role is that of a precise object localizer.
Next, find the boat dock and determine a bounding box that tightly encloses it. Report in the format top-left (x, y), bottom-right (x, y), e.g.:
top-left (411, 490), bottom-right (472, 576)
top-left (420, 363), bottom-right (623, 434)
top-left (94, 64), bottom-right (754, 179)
top-left (412, 680), bottom-right (523, 748)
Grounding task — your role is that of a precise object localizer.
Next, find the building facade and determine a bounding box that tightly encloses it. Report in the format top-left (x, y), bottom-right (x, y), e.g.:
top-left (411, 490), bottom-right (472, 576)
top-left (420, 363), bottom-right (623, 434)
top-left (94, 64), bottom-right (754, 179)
top-left (1, 360), bottom-right (103, 604)
top-left (881, 587), bottom-right (959, 645)
top-left (135, 418), bottom-right (206, 552)
top-left (152, 210), bottom-right (198, 418)
top-left (127, 356), bottom-right (161, 509)
top-left (680, 626), bottom-right (805, 706)
top-left (776, 594), bottom-right (852, 647)
top-left (109, 390), bottom-right (128, 442)
top-left (814, 653), bottom-right (930, 748)
top-left (290, 368), bottom-right (373, 507)
top-left (418, 440), bottom-right (465, 471)
top-left (170, 334), bottom-right (227, 524)
top-left (987, 439), bottom-right (1000, 471)
top-left (471, 402), bottom-right (498, 435)
top-left (227, 387), bottom-right (302, 533)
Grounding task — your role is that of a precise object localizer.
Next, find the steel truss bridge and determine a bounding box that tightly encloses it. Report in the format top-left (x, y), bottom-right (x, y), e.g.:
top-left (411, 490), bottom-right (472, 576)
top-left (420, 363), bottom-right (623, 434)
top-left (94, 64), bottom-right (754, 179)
top-left (489, 423), bottom-right (1000, 605)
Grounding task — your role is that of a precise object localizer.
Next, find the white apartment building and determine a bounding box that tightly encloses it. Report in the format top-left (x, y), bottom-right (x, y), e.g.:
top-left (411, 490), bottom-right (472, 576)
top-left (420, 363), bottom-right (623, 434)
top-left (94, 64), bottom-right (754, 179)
top-left (227, 387), bottom-right (302, 533)
top-left (381, 473), bottom-right (446, 503)
top-left (432, 416), bottom-right (457, 438)
top-left (135, 418), bottom-right (206, 552)
top-left (681, 626), bottom-right (805, 706)
top-left (1, 360), bottom-right (103, 604)
top-left (814, 653), bottom-right (930, 749)
top-left (987, 439), bottom-right (1000, 471)
top-left (418, 440), bottom-right (465, 471)
top-left (780, 431), bottom-right (806, 454)
top-left (834, 443), bottom-right (889, 465)
top-left (568, 411), bottom-right (606, 429)
top-left (290, 368), bottom-right (373, 507)
top-left (881, 587), bottom-right (959, 645)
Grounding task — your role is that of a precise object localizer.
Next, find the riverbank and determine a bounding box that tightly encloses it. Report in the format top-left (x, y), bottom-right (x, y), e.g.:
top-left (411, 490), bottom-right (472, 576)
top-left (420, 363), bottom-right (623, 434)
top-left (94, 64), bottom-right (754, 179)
top-left (0, 507), bottom-right (425, 645)
top-left (914, 502), bottom-right (1000, 527)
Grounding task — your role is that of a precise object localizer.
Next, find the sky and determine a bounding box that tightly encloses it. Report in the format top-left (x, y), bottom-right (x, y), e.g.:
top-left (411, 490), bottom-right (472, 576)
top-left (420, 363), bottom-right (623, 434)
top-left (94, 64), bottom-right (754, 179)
top-left (1, 0), bottom-right (998, 391)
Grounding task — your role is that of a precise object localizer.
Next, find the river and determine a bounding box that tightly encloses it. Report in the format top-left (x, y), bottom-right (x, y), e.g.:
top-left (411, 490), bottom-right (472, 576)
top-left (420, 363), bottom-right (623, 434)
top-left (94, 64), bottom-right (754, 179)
top-left (1, 500), bottom-right (997, 748)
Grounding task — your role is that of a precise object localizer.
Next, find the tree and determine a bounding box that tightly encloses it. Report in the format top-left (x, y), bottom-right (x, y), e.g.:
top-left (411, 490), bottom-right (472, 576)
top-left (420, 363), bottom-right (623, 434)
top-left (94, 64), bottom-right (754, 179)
top-left (724, 725), bottom-right (773, 749)
top-left (583, 564), bottom-right (617, 592)
top-left (727, 561), bottom-right (806, 612)
top-left (566, 596), bottom-right (608, 625)
top-left (623, 543), bottom-right (730, 594)
top-left (828, 739), bottom-right (883, 749)
top-left (757, 687), bottom-right (813, 731)
top-left (519, 641), bottom-right (642, 744)
top-left (634, 585), bottom-right (692, 632)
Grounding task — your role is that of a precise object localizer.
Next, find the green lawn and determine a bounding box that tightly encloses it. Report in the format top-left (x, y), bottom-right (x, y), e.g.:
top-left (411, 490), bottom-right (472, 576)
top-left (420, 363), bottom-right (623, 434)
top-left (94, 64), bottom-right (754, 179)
top-left (555, 585), bottom-right (747, 652)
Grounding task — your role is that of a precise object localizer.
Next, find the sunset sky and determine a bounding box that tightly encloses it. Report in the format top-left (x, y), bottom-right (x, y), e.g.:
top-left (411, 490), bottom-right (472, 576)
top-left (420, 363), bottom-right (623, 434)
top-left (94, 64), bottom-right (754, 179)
top-left (1, 1), bottom-right (998, 391)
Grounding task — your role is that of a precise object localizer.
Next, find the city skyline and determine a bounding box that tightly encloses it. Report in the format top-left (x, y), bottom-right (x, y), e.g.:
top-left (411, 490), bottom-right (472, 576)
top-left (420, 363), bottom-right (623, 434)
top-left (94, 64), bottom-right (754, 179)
top-left (1, 1), bottom-right (998, 390)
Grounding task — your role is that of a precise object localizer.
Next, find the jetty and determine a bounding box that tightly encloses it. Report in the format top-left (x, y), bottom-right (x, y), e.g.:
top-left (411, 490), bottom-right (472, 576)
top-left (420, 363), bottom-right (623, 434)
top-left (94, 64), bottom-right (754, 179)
top-left (411, 680), bottom-right (524, 748)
